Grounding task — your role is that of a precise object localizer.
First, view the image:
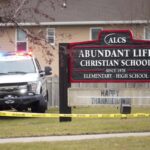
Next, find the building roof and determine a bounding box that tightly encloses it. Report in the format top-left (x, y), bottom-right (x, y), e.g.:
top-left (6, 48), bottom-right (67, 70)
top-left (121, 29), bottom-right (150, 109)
top-left (1, 0), bottom-right (150, 26)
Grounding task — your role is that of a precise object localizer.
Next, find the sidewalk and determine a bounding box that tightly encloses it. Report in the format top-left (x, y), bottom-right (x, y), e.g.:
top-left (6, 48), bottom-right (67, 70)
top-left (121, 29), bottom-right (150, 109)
top-left (0, 132), bottom-right (150, 143)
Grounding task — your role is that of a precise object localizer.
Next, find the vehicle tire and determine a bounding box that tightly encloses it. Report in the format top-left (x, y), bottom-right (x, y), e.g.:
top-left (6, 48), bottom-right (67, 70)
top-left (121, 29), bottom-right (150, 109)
top-left (31, 96), bottom-right (48, 113)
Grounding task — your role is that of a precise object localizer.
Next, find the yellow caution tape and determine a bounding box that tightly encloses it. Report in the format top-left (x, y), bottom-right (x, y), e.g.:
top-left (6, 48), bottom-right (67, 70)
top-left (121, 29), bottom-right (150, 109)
top-left (0, 111), bottom-right (150, 118)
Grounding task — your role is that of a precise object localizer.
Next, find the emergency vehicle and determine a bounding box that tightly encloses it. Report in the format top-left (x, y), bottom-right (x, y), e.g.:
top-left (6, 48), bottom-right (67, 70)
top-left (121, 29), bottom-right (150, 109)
top-left (0, 51), bottom-right (51, 113)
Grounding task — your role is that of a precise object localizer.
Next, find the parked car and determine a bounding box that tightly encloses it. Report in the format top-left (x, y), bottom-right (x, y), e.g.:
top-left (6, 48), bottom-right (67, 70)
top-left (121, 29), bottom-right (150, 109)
top-left (0, 51), bottom-right (52, 113)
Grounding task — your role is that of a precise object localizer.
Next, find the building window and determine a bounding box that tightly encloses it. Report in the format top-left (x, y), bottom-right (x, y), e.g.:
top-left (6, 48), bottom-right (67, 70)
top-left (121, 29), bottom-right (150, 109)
top-left (16, 29), bottom-right (28, 51)
top-left (145, 27), bottom-right (150, 39)
top-left (90, 27), bottom-right (102, 40)
top-left (47, 28), bottom-right (55, 45)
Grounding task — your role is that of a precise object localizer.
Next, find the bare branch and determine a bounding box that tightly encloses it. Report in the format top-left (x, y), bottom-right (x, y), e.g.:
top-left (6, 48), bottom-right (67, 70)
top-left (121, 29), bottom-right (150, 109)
top-left (0, 0), bottom-right (69, 65)
top-left (13, 0), bottom-right (28, 19)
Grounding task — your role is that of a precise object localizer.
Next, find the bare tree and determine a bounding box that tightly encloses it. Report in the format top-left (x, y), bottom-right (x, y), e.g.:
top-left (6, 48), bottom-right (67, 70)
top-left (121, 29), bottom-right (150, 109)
top-left (0, 0), bottom-right (68, 64)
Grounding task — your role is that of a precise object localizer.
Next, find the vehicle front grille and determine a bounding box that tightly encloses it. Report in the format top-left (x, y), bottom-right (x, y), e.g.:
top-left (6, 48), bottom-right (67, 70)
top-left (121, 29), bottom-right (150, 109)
top-left (0, 82), bottom-right (28, 98)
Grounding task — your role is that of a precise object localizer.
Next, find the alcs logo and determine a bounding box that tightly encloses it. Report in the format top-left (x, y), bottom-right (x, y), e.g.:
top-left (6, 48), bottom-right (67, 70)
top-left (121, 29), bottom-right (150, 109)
top-left (104, 33), bottom-right (127, 45)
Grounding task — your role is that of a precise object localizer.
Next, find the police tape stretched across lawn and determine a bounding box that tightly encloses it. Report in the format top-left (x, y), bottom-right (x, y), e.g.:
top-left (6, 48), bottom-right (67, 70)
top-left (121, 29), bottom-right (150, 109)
top-left (0, 111), bottom-right (150, 119)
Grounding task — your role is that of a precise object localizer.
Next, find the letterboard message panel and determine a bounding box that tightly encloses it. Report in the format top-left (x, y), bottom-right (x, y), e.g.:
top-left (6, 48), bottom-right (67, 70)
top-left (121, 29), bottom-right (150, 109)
top-left (69, 30), bottom-right (150, 83)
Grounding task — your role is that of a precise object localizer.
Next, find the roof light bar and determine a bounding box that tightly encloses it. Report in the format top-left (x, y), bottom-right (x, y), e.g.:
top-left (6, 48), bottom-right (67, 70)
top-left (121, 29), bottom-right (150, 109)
top-left (0, 51), bottom-right (32, 57)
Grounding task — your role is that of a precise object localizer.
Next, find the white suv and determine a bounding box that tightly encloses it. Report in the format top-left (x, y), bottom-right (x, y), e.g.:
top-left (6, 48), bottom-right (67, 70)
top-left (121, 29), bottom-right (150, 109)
top-left (0, 51), bottom-right (51, 113)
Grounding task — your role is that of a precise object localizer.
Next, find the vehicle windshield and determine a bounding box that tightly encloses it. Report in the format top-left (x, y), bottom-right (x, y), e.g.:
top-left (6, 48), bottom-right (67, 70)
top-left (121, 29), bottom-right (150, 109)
top-left (0, 59), bottom-right (36, 74)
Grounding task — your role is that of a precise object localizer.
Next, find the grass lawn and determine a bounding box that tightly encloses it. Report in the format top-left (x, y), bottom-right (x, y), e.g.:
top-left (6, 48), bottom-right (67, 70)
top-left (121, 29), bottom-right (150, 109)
top-left (0, 106), bottom-right (150, 138)
top-left (0, 136), bottom-right (150, 150)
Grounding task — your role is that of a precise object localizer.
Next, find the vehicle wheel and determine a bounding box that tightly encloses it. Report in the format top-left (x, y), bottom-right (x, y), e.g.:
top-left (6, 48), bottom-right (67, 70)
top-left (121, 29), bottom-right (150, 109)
top-left (31, 97), bottom-right (47, 113)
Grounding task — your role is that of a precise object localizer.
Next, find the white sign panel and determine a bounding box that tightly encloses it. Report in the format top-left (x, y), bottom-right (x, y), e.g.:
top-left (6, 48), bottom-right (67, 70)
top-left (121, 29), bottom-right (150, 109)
top-left (68, 88), bottom-right (150, 106)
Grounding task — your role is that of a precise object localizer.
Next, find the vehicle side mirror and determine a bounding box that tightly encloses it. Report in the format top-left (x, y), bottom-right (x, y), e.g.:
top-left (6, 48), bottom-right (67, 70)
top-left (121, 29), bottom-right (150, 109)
top-left (45, 66), bottom-right (52, 75)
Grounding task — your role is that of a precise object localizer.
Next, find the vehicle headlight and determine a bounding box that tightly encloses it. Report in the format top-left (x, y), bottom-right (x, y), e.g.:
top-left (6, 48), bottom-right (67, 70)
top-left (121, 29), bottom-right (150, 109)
top-left (19, 85), bottom-right (27, 94)
top-left (28, 82), bottom-right (38, 93)
top-left (20, 88), bottom-right (27, 94)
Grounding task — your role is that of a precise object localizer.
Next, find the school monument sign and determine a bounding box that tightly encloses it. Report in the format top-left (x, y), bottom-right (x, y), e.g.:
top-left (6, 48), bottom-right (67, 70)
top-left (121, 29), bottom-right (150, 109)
top-left (59, 30), bottom-right (150, 121)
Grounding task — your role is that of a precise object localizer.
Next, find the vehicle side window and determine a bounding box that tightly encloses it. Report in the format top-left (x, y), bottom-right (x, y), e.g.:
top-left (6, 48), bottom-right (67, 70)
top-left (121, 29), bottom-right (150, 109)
top-left (35, 58), bottom-right (42, 71)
